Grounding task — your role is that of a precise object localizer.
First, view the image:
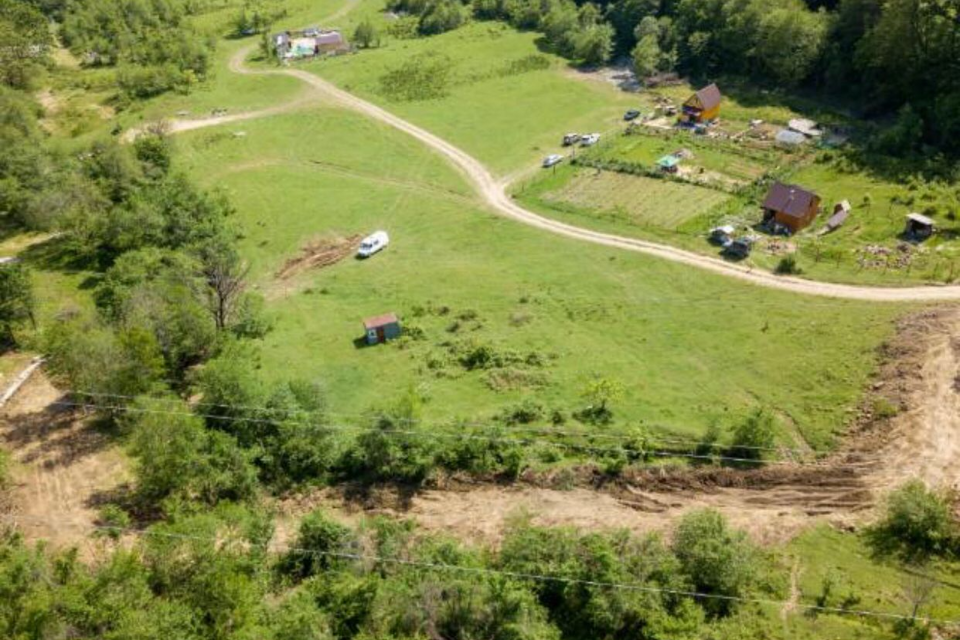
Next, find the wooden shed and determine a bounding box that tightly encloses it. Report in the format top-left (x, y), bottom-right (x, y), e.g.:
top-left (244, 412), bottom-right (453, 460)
top-left (761, 182), bottom-right (821, 234)
top-left (904, 213), bottom-right (935, 240)
top-left (363, 313), bottom-right (401, 345)
top-left (681, 84), bottom-right (722, 124)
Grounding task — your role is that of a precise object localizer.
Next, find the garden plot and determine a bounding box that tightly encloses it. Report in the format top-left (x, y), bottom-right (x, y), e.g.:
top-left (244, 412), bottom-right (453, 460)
top-left (539, 169), bottom-right (730, 229)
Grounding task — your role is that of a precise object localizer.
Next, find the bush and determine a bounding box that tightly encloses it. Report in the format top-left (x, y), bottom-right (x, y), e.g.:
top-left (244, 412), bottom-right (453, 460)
top-left (95, 504), bottom-right (131, 540)
top-left (727, 409), bottom-right (777, 461)
top-left (282, 510), bottom-right (358, 579)
top-left (672, 509), bottom-right (757, 617)
top-left (774, 255), bottom-right (801, 275)
top-left (353, 18), bottom-right (381, 48)
top-left (869, 480), bottom-right (956, 561)
top-left (418, 0), bottom-right (466, 35)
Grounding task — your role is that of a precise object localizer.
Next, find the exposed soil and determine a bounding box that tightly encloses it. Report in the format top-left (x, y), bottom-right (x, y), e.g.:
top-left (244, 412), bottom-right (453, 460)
top-left (0, 308), bottom-right (957, 552)
top-left (275, 234), bottom-right (362, 280)
top-left (274, 308), bottom-right (960, 545)
top-left (0, 372), bottom-right (130, 556)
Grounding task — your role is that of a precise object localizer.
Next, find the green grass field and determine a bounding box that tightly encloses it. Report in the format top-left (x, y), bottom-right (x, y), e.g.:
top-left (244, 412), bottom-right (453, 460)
top-left (305, 19), bottom-right (642, 175)
top-left (173, 104), bottom-right (905, 452)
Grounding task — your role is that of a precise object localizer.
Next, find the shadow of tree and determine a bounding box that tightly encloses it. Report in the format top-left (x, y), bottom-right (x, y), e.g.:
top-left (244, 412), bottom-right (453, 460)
top-left (1, 399), bottom-right (115, 470)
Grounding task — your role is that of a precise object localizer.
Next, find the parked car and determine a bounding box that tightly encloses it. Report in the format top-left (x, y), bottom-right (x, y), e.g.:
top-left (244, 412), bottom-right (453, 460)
top-left (357, 231), bottom-right (390, 258)
top-left (562, 133), bottom-right (581, 146)
top-left (722, 237), bottom-right (753, 259)
top-left (624, 109), bottom-right (641, 121)
top-left (542, 154), bottom-right (564, 168)
top-left (580, 133), bottom-right (601, 146)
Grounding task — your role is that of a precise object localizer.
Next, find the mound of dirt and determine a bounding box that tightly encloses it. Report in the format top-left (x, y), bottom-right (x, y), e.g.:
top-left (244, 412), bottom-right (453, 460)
top-left (276, 234), bottom-right (361, 280)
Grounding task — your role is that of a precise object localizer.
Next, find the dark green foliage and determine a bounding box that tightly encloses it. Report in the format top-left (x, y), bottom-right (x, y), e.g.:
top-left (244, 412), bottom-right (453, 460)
top-left (194, 342), bottom-right (335, 487)
top-left (499, 521), bottom-right (705, 636)
top-left (0, 0), bottom-right (52, 89)
top-left (0, 262), bottom-right (34, 346)
top-left (774, 255), bottom-right (801, 275)
top-left (126, 397), bottom-right (258, 507)
top-left (353, 18), bottom-right (381, 48)
top-left (61, 0), bottom-right (214, 99)
top-left (282, 510), bottom-right (358, 579)
top-left (45, 316), bottom-right (168, 402)
top-left (869, 480), bottom-right (957, 561)
top-left (728, 408), bottom-right (777, 461)
top-left (418, 0), bottom-right (467, 35)
top-left (672, 509), bottom-right (758, 617)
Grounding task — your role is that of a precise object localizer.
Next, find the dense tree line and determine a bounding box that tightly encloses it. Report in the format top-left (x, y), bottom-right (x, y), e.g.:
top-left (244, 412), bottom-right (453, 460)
top-left (0, 503), bottom-right (771, 640)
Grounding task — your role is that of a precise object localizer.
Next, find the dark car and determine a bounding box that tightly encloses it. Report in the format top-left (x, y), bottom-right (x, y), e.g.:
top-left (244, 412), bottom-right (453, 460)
top-left (623, 109), bottom-right (641, 121)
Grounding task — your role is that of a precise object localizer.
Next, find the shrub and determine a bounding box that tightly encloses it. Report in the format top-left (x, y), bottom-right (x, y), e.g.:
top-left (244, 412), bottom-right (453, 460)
top-left (672, 509), bottom-right (757, 617)
top-left (95, 504), bottom-right (131, 540)
top-left (353, 18), bottom-right (381, 48)
top-left (871, 396), bottom-right (899, 419)
top-left (282, 510), bottom-right (358, 579)
top-left (869, 480), bottom-right (956, 561)
top-left (775, 255), bottom-right (801, 275)
top-left (498, 399), bottom-right (544, 425)
top-left (727, 409), bottom-right (777, 461)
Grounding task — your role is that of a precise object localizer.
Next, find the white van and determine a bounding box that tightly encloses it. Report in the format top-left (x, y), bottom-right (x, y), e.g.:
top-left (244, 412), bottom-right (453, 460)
top-left (357, 231), bottom-right (390, 258)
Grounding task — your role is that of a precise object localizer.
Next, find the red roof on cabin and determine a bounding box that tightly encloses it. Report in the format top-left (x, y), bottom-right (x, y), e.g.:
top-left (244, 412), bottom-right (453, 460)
top-left (363, 313), bottom-right (399, 330)
top-left (762, 182), bottom-right (819, 219)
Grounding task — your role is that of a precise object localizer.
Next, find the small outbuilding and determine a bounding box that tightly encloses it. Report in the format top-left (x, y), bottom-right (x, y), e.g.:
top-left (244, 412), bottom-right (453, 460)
top-left (363, 313), bottom-right (401, 345)
top-left (657, 154), bottom-right (680, 173)
top-left (825, 200), bottom-right (851, 231)
top-left (680, 83), bottom-right (722, 124)
top-left (904, 213), bottom-right (935, 241)
top-left (761, 182), bottom-right (821, 234)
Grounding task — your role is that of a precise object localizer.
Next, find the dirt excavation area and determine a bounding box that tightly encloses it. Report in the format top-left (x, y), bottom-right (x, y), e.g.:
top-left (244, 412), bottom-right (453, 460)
top-left (275, 234), bottom-right (362, 280)
top-left (3, 308), bottom-right (960, 550)
top-left (0, 371), bottom-right (130, 555)
top-left (279, 307), bottom-right (960, 546)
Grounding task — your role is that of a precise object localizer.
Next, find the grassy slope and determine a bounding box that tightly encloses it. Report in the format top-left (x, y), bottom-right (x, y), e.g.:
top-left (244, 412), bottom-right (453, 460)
top-left (306, 19), bottom-right (641, 175)
top-left (178, 107), bottom-right (902, 451)
top-left (788, 526), bottom-right (960, 627)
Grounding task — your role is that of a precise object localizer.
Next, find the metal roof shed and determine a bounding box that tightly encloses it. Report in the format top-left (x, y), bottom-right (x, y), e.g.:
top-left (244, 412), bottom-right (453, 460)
top-left (363, 313), bottom-right (401, 345)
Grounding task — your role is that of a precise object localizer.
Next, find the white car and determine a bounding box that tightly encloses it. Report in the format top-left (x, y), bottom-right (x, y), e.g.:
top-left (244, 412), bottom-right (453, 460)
top-left (542, 154), bottom-right (564, 168)
top-left (357, 231), bottom-right (389, 258)
top-left (580, 133), bottom-right (601, 146)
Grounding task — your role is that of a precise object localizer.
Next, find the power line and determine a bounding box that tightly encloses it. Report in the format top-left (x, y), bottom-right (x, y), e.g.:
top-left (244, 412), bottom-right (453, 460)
top-left (54, 398), bottom-right (792, 466)
top-left (66, 389), bottom-right (813, 456)
top-left (0, 513), bottom-right (953, 627)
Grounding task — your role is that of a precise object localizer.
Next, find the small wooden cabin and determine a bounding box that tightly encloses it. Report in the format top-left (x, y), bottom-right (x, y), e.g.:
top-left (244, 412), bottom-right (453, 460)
top-left (363, 313), bottom-right (401, 345)
top-left (681, 84), bottom-right (722, 124)
top-left (761, 182), bottom-right (821, 234)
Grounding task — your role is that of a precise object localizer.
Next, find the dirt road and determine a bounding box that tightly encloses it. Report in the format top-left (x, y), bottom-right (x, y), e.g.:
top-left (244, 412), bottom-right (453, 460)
top-left (119, 25), bottom-right (960, 302)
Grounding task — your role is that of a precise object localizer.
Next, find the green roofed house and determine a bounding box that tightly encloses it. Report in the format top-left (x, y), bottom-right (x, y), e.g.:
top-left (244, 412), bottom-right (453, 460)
top-left (657, 154), bottom-right (680, 173)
